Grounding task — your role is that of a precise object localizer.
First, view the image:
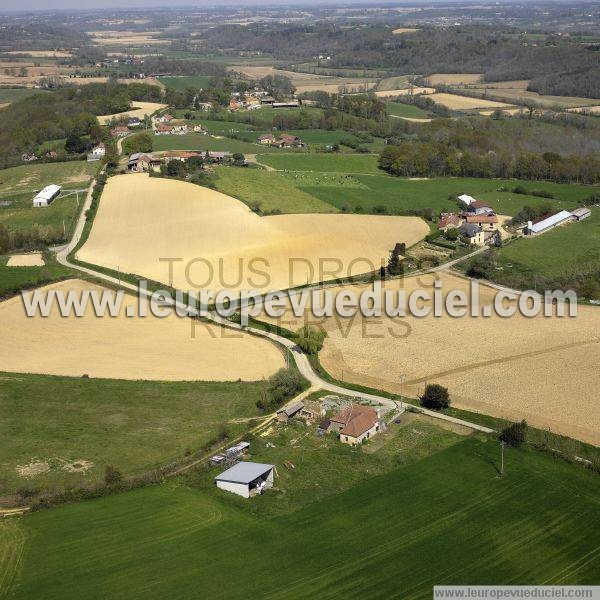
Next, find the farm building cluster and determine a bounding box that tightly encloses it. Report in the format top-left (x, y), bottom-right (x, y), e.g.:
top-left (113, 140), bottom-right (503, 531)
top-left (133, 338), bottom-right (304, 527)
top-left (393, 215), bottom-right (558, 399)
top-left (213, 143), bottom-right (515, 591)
top-left (229, 89), bottom-right (300, 112)
top-left (278, 399), bottom-right (384, 447)
top-left (152, 113), bottom-right (207, 135)
top-left (257, 133), bottom-right (304, 148)
top-left (127, 150), bottom-right (233, 172)
top-left (437, 195), bottom-right (501, 246)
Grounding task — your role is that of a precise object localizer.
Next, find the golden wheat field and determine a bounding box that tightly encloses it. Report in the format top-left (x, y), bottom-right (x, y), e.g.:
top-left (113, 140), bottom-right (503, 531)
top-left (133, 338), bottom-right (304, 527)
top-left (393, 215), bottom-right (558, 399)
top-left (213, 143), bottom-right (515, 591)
top-left (0, 279), bottom-right (285, 381)
top-left (96, 101), bottom-right (167, 125)
top-left (427, 93), bottom-right (514, 110)
top-left (567, 105), bottom-right (600, 115)
top-left (260, 272), bottom-right (600, 445)
top-left (374, 87), bottom-right (435, 98)
top-left (426, 73), bottom-right (483, 86)
top-left (77, 174), bottom-right (429, 293)
top-left (472, 88), bottom-right (600, 109)
top-left (391, 28), bottom-right (420, 35)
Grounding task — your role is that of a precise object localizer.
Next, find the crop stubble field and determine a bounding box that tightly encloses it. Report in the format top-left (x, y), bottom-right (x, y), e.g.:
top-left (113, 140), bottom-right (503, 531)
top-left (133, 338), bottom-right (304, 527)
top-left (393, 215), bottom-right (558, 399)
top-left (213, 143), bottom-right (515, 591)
top-left (0, 279), bottom-right (285, 381)
top-left (96, 102), bottom-right (167, 125)
top-left (263, 272), bottom-right (600, 445)
top-left (78, 174), bottom-right (429, 292)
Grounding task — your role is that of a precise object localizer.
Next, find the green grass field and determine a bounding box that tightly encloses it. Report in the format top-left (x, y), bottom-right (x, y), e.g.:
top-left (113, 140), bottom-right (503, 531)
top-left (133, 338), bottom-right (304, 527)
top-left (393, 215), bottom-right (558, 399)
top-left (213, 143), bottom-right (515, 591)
top-left (0, 373), bottom-right (268, 493)
top-left (0, 88), bottom-right (49, 105)
top-left (257, 152), bottom-right (383, 174)
top-left (151, 133), bottom-right (279, 154)
top-left (0, 253), bottom-right (73, 299)
top-left (157, 76), bottom-right (213, 91)
top-left (0, 161), bottom-right (97, 234)
top-left (5, 436), bottom-right (600, 598)
top-left (220, 158), bottom-right (593, 217)
top-left (387, 101), bottom-right (431, 119)
top-left (213, 166), bottom-right (333, 213)
top-left (497, 208), bottom-right (600, 277)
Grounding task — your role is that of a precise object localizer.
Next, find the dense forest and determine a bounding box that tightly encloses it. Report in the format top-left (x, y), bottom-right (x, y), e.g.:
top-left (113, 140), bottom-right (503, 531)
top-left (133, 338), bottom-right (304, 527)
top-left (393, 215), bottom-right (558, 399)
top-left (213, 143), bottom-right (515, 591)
top-left (0, 23), bottom-right (88, 52)
top-left (201, 24), bottom-right (600, 98)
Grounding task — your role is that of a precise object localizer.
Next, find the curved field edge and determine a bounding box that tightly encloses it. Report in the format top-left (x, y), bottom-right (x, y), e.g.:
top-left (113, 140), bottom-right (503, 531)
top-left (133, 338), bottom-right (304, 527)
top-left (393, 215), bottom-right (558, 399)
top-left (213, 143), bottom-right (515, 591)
top-left (8, 438), bottom-right (600, 599)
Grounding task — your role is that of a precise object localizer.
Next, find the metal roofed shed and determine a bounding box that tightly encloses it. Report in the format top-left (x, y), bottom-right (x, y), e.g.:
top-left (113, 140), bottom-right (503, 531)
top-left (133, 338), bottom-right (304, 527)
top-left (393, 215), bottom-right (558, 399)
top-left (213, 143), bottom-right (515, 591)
top-left (215, 462), bottom-right (275, 498)
top-left (527, 210), bottom-right (574, 235)
top-left (277, 401), bottom-right (304, 422)
top-left (571, 207), bottom-right (592, 221)
top-left (33, 184), bottom-right (61, 207)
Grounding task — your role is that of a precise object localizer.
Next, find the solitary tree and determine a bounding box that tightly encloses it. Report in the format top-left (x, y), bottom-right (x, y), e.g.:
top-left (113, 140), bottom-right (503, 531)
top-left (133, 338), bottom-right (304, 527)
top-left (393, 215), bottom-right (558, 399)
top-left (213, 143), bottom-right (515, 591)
top-left (420, 384), bottom-right (450, 410)
top-left (387, 247), bottom-right (403, 276)
top-left (104, 465), bottom-right (122, 485)
top-left (499, 420), bottom-right (528, 447)
top-left (295, 324), bottom-right (326, 355)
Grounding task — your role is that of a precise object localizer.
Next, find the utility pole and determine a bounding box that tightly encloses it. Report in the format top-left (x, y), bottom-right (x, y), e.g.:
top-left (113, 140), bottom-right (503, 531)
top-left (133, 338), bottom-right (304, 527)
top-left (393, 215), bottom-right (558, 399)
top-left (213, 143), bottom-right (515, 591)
top-left (500, 441), bottom-right (506, 476)
top-left (399, 372), bottom-right (406, 411)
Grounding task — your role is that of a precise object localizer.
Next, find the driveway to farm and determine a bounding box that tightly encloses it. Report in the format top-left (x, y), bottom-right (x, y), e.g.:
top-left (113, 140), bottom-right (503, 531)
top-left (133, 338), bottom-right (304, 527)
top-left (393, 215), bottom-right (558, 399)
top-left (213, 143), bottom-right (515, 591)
top-left (55, 176), bottom-right (495, 436)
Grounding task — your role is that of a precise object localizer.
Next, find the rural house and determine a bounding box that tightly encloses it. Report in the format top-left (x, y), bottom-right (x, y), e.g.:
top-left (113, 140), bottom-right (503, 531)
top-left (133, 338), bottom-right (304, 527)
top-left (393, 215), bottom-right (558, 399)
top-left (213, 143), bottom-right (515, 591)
top-left (128, 153), bottom-right (159, 172)
top-left (465, 214), bottom-right (498, 232)
top-left (329, 404), bottom-right (382, 446)
top-left (155, 123), bottom-right (174, 135)
top-left (215, 462), bottom-right (275, 498)
top-left (110, 125), bottom-right (129, 138)
top-left (437, 213), bottom-right (462, 231)
top-left (258, 134), bottom-right (276, 145)
top-left (277, 134), bottom-right (304, 148)
top-left (458, 223), bottom-right (485, 245)
top-left (467, 200), bottom-right (494, 216)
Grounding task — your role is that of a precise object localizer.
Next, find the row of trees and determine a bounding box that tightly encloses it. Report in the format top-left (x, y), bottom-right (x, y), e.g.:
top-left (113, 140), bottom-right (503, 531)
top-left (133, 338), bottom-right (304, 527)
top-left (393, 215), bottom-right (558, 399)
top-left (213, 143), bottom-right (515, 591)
top-left (379, 143), bottom-right (600, 184)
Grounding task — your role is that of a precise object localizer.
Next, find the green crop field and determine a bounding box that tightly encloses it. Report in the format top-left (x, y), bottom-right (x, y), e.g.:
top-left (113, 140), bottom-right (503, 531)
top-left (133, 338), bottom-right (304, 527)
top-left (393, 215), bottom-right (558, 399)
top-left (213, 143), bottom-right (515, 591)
top-left (151, 133), bottom-right (279, 154)
top-left (0, 373), bottom-right (268, 494)
top-left (497, 208), bottom-right (600, 277)
top-left (387, 101), bottom-right (431, 119)
top-left (157, 76), bottom-right (213, 90)
top-left (0, 253), bottom-right (73, 299)
top-left (257, 152), bottom-right (383, 174)
top-left (213, 166), bottom-right (333, 213)
top-left (5, 436), bottom-right (600, 599)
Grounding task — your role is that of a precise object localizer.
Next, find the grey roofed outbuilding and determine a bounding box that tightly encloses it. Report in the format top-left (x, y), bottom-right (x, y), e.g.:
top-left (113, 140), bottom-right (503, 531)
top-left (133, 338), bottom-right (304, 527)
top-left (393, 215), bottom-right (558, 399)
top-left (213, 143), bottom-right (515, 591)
top-left (215, 462), bottom-right (274, 484)
top-left (278, 401), bottom-right (304, 417)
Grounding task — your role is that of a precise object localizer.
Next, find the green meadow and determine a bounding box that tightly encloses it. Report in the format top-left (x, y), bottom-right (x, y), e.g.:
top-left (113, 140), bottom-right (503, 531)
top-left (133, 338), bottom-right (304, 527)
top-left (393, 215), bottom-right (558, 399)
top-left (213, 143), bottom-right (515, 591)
top-left (4, 436), bottom-right (600, 599)
top-left (157, 75), bottom-right (213, 90)
top-left (386, 101), bottom-right (431, 119)
top-left (0, 373), bottom-right (268, 493)
top-left (497, 208), bottom-right (600, 277)
top-left (151, 133), bottom-right (279, 154)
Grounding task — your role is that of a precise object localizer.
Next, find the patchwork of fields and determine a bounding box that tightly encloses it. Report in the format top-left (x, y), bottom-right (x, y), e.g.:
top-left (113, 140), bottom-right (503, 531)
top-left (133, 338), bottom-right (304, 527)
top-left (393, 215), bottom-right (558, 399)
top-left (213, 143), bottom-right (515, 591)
top-left (4, 438), bottom-right (600, 598)
top-left (77, 174), bottom-right (428, 291)
top-left (263, 271), bottom-right (600, 445)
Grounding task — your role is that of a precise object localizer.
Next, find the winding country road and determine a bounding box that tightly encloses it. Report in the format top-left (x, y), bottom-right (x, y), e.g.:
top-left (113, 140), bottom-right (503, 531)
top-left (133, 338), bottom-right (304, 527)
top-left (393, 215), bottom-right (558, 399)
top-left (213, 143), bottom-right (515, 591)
top-left (54, 172), bottom-right (495, 435)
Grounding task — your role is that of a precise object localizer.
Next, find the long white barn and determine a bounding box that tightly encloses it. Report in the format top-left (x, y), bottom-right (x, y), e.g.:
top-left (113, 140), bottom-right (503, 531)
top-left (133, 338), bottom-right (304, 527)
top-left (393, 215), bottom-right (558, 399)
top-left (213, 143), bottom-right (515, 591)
top-left (33, 184), bottom-right (61, 207)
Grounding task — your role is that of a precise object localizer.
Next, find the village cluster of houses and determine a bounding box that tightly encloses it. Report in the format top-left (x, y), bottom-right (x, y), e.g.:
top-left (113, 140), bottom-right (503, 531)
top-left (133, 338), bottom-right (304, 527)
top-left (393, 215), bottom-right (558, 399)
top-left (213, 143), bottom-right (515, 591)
top-left (277, 400), bottom-right (384, 447)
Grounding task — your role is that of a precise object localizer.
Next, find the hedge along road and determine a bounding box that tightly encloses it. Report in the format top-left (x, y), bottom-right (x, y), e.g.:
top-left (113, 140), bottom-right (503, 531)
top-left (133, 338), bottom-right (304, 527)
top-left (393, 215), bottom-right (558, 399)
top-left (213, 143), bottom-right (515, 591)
top-left (54, 173), bottom-right (494, 436)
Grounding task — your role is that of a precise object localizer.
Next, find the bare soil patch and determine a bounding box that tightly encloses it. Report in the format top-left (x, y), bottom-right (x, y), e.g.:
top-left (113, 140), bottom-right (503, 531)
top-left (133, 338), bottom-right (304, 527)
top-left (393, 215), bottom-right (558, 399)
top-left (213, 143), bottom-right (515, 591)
top-left (6, 253), bottom-right (44, 267)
